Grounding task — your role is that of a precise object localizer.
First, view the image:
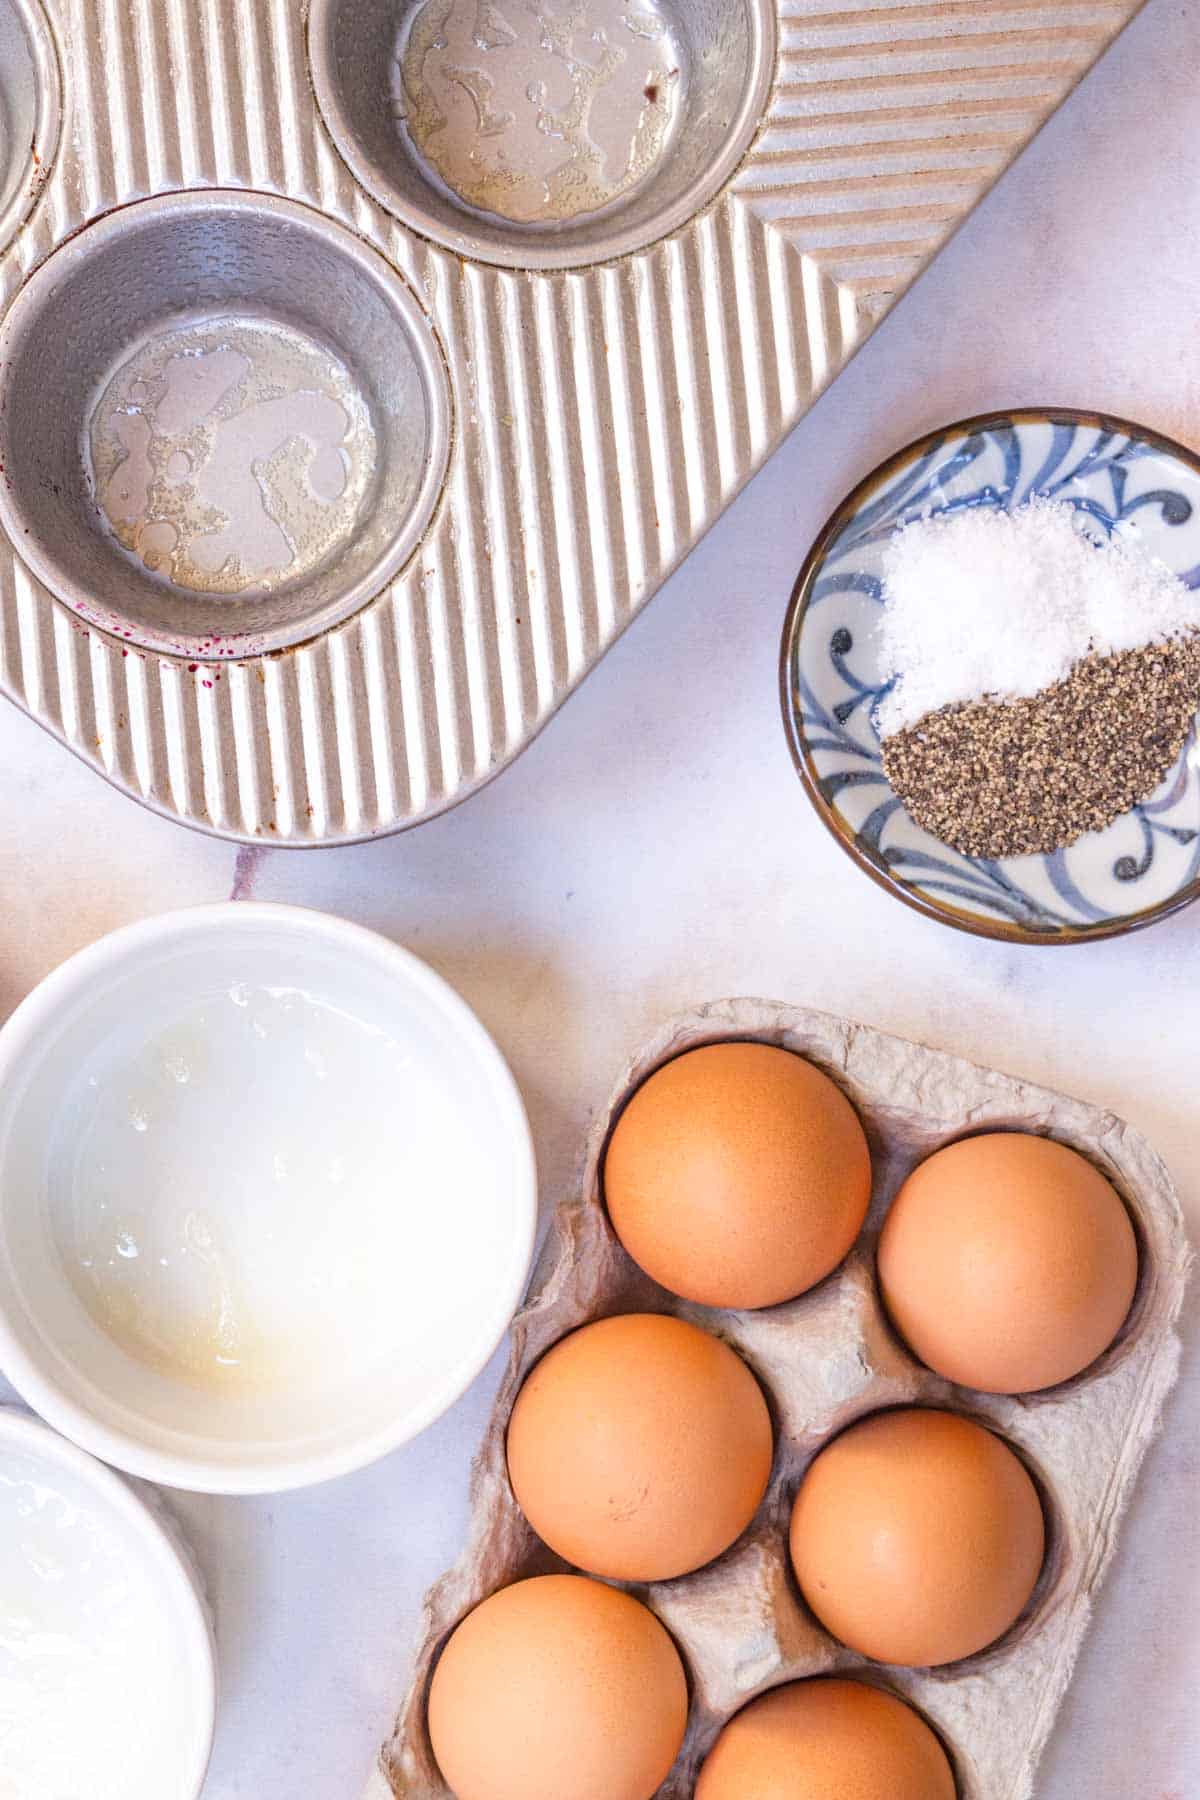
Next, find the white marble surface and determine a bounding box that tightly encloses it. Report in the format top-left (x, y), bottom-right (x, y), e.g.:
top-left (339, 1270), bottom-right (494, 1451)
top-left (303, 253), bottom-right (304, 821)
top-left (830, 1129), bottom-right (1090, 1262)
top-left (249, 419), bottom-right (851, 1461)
top-left (1, 2), bottom-right (1198, 1794)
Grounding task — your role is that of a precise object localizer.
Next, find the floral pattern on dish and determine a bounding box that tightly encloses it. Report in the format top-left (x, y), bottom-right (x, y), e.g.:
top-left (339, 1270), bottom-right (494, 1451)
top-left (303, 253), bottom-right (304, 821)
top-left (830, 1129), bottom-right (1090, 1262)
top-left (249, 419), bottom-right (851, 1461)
top-left (781, 411), bottom-right (1200, 942)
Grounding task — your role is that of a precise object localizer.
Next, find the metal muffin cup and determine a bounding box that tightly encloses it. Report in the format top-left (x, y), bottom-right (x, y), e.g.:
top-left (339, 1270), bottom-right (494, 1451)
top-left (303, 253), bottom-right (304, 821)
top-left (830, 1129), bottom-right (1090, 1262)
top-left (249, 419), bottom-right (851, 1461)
top-left (0, 0), bottom-right (61, 256)
top-left (308, 0), bottom-right (778, 272)
top-left (0, 189), bottom-right (452, 661)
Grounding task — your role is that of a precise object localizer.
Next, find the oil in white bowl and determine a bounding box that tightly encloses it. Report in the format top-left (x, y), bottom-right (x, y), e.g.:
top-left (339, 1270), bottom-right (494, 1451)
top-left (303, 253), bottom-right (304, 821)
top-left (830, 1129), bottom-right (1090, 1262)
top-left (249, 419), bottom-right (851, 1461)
top-left (51, 981), bottom-right (480, 1391)
top-left (0, 1442), bottom-right (200, 1799)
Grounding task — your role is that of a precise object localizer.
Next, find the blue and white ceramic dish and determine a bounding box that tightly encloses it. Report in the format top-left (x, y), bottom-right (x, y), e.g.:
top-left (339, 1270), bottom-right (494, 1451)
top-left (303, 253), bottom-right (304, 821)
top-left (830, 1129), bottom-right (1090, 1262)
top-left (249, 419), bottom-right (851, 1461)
top-left (781, 410), bottom-right (1200, 943)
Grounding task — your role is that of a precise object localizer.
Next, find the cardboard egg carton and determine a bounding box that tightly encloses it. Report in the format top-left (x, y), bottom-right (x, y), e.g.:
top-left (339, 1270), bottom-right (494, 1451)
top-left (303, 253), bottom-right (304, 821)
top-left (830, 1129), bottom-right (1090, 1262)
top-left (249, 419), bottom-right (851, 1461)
top-left (373, 999), bottom-right (1188, 1798)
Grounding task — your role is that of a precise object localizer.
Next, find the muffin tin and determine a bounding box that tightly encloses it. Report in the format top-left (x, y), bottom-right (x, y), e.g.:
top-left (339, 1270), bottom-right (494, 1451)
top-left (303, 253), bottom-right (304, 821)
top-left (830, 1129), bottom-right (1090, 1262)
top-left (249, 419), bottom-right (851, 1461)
top-left (0, 0), bottom-right (1146, 843)
top-left (375, 998), bottom-right (1188, 1800)
top-left (0, 0), bottom-right (59, 259)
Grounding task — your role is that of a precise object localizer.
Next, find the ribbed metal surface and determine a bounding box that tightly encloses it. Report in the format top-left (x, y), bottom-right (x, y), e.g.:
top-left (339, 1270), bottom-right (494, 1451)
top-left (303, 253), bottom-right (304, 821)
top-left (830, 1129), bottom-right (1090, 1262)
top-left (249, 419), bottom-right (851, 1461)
top-left (0, 0), bottom-right (1147, 844)
top-left (745, 0), bottom-right (1140, 319)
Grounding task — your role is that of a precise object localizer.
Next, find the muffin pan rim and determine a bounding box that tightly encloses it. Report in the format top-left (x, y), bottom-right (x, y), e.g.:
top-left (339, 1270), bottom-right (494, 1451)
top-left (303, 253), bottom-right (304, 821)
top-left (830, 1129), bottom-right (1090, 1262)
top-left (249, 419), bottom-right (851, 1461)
top-left (0, 0), bottom-right (61, 259)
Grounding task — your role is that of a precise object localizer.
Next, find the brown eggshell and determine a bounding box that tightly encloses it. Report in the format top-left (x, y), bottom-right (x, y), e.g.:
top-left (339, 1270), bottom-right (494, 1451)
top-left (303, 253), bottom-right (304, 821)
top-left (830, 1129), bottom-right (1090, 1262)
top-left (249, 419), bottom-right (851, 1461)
top-left (878, 1131), bottom-right (1139, 1394)
top-left (789, 1408), bottom-right (1045, 1667)
top-left (695, 1678), bottom-right (957, 1800)
top-left (603, 1042), bottom-right (872, 1309)
top-left (506, 1312), bottom-right (773, 1581)
top-left (427, 1575), bottom-right (688, 1800)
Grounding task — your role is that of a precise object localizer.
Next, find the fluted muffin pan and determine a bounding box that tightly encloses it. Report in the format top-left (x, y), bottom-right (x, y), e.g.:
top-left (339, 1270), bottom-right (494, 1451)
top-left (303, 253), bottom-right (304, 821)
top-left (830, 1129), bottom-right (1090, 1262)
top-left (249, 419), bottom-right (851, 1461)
top-left (0, 0), bottom-right (1148, 841)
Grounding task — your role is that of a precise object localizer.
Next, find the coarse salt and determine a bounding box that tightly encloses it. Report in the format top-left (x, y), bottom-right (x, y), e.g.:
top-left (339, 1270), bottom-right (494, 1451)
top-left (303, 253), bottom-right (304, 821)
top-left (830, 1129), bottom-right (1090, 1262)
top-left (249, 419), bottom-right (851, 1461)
top-left (873, 497), bottom-right (1200, 736)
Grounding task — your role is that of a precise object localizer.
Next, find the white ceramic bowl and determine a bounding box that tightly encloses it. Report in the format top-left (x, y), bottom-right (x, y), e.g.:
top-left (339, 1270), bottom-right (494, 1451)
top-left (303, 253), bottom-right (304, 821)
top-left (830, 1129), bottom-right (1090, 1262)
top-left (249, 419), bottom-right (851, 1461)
top-left (0, 1406), bottom-right (216, 1798)
top-left (0, 904), bottom-right (537, 1492)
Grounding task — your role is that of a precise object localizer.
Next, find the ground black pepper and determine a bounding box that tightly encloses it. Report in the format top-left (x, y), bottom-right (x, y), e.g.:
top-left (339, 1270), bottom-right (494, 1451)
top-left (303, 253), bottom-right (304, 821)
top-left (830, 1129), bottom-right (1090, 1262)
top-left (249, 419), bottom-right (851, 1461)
top-left (880, 636), bottom-right (1200, 859)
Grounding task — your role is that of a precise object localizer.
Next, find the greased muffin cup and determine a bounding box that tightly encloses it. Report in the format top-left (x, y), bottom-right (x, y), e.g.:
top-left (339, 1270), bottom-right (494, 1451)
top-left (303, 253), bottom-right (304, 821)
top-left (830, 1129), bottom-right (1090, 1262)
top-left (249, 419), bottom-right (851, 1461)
top-left (0, 0), bottom-right (60, 258)
top-left (373, 998), bottom-right (1188, 1800)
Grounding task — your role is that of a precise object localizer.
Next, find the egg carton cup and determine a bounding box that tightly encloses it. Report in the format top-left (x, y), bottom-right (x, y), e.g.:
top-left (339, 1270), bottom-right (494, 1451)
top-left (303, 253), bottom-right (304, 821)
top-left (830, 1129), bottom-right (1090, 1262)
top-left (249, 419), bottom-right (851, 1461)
top-left (375, 998), bottom-right (1188, 1800)
top-left (0, 0), bottom-right (1148, 844)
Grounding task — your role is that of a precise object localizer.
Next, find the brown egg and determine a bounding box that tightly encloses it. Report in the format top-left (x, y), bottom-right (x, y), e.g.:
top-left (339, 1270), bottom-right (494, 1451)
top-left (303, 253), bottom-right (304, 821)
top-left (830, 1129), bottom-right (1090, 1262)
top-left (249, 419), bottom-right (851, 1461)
top-left (695, 1678), bottom-right (956, 1800)
top-left (603, 1042), bottom-right (872, 1309)
top-left (427, 1575), bottom-right (688, 1800)
top-left (878, 1132), bottom-right (1138, 1394)
top-left (507, 1313), bottom-right (773, 1581)
top-left (789, 1409), bottom-right (1044, 1667)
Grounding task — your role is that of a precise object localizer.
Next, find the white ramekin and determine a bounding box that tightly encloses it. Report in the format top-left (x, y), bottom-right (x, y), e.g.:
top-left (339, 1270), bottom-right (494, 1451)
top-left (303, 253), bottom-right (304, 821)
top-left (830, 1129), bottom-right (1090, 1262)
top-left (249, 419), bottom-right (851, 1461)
top-left (0, 904), bottom-right (537, 1493)
top-left (0, 1404), bottom-right (216, 1797)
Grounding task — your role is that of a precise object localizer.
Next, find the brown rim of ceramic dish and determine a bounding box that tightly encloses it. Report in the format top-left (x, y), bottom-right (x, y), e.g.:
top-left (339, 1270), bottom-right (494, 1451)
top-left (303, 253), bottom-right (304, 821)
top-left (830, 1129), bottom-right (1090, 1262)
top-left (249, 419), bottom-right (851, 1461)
top-left (779, 406), bottom-right (1200, 948)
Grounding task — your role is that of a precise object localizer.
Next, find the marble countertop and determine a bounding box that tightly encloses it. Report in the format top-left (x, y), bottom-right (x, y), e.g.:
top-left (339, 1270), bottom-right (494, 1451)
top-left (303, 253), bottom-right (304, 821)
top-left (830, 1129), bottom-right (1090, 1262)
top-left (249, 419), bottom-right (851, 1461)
top-left (2, 1), bottom-right (1197, 1793)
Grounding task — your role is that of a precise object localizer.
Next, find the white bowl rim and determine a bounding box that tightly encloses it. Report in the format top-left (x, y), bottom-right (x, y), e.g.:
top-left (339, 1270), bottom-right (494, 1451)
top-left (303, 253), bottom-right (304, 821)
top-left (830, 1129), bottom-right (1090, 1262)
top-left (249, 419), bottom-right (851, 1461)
top-left (0, 902), bottom-right (538, 1493)
top-left (0, 1403), bottom-right (217, 1797)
